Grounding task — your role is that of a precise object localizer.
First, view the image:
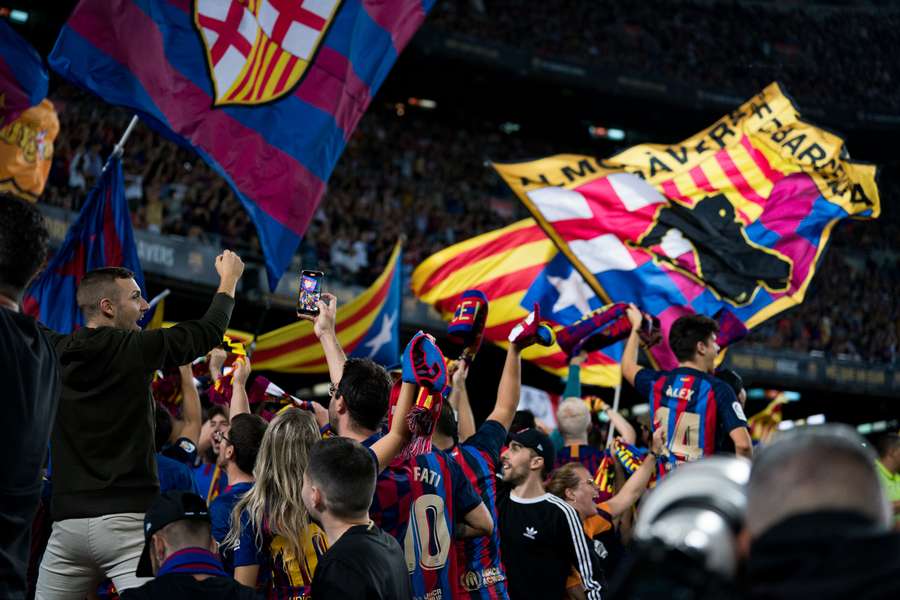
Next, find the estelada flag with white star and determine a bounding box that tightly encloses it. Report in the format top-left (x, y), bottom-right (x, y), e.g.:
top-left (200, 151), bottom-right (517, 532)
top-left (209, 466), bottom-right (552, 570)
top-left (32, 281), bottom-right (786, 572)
top-left (411, 220), bottom-right (622, 387)
top-left (251, 240), bottom-right (401, 372)
top-left (494, 83), bottom-right (880, 370)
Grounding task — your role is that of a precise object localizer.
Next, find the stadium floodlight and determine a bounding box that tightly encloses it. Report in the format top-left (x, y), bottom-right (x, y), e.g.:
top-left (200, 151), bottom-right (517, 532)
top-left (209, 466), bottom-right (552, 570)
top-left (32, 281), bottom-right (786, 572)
top-left (408, 97), bottom-right (437, 109)
top-left (10, 9), bottom-right (28, 22)
top-left (607, 128), bottom-right (625, 140)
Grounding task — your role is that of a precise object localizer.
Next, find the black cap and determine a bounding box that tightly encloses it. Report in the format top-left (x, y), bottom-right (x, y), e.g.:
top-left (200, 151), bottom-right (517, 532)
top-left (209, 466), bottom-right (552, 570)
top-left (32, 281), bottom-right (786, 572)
top-left (136, 491), bottom-right (211, 577)
top-left (509, 428), bottom-right (555, 469)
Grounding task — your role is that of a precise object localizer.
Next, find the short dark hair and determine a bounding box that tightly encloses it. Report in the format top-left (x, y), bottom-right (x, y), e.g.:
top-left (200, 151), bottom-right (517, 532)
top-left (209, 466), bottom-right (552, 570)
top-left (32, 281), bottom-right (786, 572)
top-left (669, 314), bottom-right (719, 362)
top-left (339, 358), bottom-right (391, 431)
top-left (205, 405), bottom-right (229, 423)
top-left (0, 195), bottom-right (49, 293)
top-left (716, 368), bottom-right (744, 397)
top-left (155, 408), bottom-right (173, 451)
top-left (308, 437), bottom-right (376, 519)
top-left (76, 267), bottom-right (135, 317)
top-left (228, 414), bottom-right (267, 475)
top-left (873, 433), bottom-right (900, 460)
top-left (436, 402), bottom-right (458, 439)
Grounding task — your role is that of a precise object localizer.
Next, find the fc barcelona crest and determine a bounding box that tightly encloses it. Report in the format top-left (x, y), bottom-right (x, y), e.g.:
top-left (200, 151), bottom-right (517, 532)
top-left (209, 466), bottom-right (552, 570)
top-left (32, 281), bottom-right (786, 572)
top-left (193, 0), bottom-right (342, 107)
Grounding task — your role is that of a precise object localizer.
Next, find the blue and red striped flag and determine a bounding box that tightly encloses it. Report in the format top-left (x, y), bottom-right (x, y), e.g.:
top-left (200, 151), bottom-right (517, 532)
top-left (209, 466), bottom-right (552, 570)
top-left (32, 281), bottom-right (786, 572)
top-left (495, 83), bottom-right (880, 369)
top-left (23, 156), bottom-right (145, 332)
top-left (48, 0), bottom-right (435, 290)
top-left (0, 18), bottom-right (48, 126)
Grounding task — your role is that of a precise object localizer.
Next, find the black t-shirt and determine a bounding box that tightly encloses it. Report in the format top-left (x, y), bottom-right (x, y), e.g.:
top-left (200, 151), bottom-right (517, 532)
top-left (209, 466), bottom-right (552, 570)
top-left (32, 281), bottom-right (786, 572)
top-left (119, 573), bottom-right (257, 600)
top-left (311, 521), bottom-right (411, 600)
top-left (497, 490), bottom-right (603, 600)
top-left (0, 308), bottom-right (60, 600)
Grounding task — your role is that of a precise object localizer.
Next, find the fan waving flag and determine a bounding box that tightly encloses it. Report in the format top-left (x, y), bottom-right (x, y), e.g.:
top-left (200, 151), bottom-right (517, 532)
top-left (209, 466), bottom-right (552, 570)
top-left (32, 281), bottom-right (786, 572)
top-left (23, 155), bottom-right (145, 332)
top-left (494, 83), bottom-right (879, 370)
top-left (411, 219), bottom-right (622, 387)
top-left (250, 240), bottom-right (402, 372)
top-left (49, 0), bottom-right (435, 290)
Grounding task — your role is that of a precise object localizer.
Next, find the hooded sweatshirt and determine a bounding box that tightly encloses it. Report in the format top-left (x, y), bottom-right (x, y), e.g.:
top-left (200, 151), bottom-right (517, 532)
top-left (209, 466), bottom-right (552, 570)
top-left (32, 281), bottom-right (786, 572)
top-left (744, 511), bottom-right (900, 599)
top-left (44, 293), bottom-right (234, 520)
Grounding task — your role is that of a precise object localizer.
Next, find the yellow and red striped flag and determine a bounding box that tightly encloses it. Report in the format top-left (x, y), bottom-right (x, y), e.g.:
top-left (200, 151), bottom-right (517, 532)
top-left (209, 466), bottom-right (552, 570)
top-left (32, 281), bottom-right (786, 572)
top-left (250, 240), bottom-right (402, 372)
top-left (411, 220), bottom-right (622, 387)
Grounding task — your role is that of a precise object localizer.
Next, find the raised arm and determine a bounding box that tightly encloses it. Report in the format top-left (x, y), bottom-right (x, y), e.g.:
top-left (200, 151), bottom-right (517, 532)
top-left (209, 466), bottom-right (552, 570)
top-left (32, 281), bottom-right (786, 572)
top-left (448, 362), bottom-right (476, 442)
top-left (207, 347), bottom-right (227, 382)
top-left (603, 405), bottom-right (636, 446)
top-left (140, 251), bottom-right (243, 369)
top-left (621, 303), bottom-right (644, 387)
top-left (300, 292), bottom-right (346, 386)
top-left (486, 345), bottom-right (523, 431)
top-left (563, 350), bottom-right (587, 399)
top-left (229, 356), bottom-right (252, 418)
top-left (174, 364), bottom-right (202, 445)
top-left (369, 381), bottom-right (415, 471)
top-left (605, 427), bottom-right (664, 518)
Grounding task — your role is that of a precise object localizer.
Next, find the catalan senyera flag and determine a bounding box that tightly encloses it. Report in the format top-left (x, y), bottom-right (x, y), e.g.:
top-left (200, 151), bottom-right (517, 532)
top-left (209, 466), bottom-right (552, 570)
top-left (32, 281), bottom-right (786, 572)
top-left (23, 156), bottom-right (145, 332)
top-left (49, 0), bottom-right (434, 290)
top-left (250, 240), bottom-right (402, 372)
top-left (411, 220), bottom-right (622, 387)
top-left (495, 83), bottom-right (879, 370)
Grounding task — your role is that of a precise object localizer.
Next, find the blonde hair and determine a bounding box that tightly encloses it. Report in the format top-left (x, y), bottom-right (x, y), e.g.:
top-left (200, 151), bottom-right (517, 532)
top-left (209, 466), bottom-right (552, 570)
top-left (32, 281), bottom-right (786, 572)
top-left (547, 462), bottom-right (588, 502)
top-left (557, 397), bottom-right (591, 439)
top-left (223, 408), bottom-right (321, 563)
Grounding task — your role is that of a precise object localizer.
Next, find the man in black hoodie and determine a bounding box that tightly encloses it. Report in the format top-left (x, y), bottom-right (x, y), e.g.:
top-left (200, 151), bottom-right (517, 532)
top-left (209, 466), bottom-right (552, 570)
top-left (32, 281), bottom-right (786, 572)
top-left (35, 250), bottom-right (244, 598)
top-left (0, 196), bottom-right (59, 600)
top-left (742, 424), bottom-right (900, 599)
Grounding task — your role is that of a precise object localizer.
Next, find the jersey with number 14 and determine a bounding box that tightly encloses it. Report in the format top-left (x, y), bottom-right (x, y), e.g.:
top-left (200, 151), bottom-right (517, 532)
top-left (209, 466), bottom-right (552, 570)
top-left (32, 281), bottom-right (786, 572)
top-left (634, 366), bottom-right (747, 467)
top-left (363, 435), bottom-right (482, 600)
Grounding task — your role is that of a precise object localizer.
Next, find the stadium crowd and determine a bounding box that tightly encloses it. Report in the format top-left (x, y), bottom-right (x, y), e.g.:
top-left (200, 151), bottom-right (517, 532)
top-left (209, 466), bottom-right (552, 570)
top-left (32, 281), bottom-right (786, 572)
top-left (38, 83), bottom-right (900, 365)
top-left (430, 0), bottom-right (900, 112)
top-left (3, 197), bottom-right (900, 599)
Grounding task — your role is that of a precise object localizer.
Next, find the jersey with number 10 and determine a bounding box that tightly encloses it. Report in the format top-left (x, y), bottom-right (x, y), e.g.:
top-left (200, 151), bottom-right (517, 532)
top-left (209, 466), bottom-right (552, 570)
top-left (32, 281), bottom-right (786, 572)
top-left (634, 366), bottom-right (747, 468)
top-left (363, 435), bottom-right (482, 600)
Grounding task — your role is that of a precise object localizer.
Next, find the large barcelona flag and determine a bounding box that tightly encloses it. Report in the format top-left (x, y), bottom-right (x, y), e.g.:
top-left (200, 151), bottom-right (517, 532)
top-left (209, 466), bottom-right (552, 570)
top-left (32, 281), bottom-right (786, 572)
top-left (49, 0), bottom-right (434, 290)
top-left (23, 156), bottom-right (146, 332)
top-left (494, 83), bottom-right (880, 369)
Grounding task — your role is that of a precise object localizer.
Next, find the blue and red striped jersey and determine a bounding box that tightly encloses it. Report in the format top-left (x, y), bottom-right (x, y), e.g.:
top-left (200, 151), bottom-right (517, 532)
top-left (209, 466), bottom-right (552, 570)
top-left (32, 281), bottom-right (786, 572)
top-left (362, 434), bottom-right (482, 600)
top-left (554, 443), bottom-right (606, 475)
top-left (449, 419), bottom-right (510, 600)
top-left (634, 366), bottom-right (747, 469)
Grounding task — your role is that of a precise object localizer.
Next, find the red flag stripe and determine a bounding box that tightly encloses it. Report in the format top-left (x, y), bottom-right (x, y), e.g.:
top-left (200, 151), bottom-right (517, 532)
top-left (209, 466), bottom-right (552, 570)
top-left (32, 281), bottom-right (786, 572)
top-left (739, 134), bottom-right (783, 184)
top-left (714, 149), bottom-right (767, 208)
top-left (431, 263), bottom-right (546, 314)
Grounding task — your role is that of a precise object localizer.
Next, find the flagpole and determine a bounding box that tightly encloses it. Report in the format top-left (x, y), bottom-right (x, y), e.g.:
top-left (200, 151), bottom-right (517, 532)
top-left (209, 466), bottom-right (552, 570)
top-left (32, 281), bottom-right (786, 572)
top-left (102, 115), bottom-right (139, 172)
top-left (605, 383), bottom-right (622, 448)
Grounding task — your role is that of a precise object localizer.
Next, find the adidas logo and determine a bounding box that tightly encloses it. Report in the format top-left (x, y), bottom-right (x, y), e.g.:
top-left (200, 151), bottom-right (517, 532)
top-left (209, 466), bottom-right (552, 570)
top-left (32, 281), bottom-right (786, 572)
top-left (524, 526), bottom-right (538, 540)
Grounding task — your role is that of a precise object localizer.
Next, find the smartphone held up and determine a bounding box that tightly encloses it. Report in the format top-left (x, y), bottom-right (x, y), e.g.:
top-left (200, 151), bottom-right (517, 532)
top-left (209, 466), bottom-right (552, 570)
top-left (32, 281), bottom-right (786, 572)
top-left (296, 270), bottom-right (324, 317)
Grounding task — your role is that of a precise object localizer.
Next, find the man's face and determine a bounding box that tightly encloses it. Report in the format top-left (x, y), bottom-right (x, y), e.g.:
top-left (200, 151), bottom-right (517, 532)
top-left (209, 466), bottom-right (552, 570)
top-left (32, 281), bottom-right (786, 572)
top-left (110, 278), bottom-right (149, 331)
top-left (199, 414), bottom-right (229, 456)
top-left (214, 428), bottom-right (233, 468)
top-left (301, 472), bottom-right (322, 526)
top-left (699, 333), bottom-right (721, 372)
top-left (501, 441), bottom-right (538, 487)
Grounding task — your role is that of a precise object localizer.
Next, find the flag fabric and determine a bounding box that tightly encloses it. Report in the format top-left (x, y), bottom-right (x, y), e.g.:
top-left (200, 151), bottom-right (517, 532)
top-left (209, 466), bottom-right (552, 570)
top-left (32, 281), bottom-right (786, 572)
top-left (0, 19), bottom-right (48, 126)
top-left (0, 99), bottom-right (59, 201)
top-left (23, 155), bottom-right (145, 332)
top-left (250, 240), bottom-right (402, 372)
top-left (494, 82), bottom-right (880, 370)
top-left (49, 0), bottom-right (435, 290)
top-left (411, 220), bottom-right (622, 387)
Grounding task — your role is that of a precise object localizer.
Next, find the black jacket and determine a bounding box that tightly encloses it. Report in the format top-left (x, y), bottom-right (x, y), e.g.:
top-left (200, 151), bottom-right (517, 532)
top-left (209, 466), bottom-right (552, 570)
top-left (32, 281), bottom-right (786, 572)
top-left (44, 293), bottom-right (234, 519)
top-left (744, 511), bottom-right (900, 600)
top-left (120, 573), bottom-right (258, 600)
top-left (0, 308), bottom-right (60, 600)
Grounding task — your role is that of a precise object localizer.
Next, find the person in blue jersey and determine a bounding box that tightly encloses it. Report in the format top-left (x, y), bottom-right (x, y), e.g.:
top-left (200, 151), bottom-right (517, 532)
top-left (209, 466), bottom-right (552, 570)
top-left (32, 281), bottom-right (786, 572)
top-left (621, 307), bottom-right (752, 471)
top-left (431, 325), bottom-right (545, 600)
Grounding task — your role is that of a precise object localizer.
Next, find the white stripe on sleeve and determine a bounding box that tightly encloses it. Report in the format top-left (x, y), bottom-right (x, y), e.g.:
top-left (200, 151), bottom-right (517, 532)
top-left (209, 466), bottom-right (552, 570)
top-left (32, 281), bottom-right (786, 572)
top-left (546, 496), bottom-right (603, 600)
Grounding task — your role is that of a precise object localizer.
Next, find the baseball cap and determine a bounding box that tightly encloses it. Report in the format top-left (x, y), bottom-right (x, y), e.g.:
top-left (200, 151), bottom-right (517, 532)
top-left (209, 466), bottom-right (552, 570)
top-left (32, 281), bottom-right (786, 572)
top-left (509, 428), bottom-right (555, 469)
top-left (136, 491), bottom-right (211, 577)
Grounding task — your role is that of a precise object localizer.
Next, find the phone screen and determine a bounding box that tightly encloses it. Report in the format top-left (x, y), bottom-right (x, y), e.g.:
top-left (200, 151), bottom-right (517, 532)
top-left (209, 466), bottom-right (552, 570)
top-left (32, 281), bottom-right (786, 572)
top-left (297, 271), bottom-right (324, 316)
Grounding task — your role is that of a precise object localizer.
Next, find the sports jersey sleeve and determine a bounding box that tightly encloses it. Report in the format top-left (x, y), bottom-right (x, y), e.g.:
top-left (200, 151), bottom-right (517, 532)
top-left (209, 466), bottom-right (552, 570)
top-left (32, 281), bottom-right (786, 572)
top-left (232, 511), bottom-right (263, 567)
top-left (713, 382), bottom-right (747, 432)
top-left (552, 499), bottom-right (603, 600)
top-left (633, 368), bottom-right (661, 401)
top-left (448, 456), bottom-right (482, 517)
top-left (463, 419), bottom-right (507, 463)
